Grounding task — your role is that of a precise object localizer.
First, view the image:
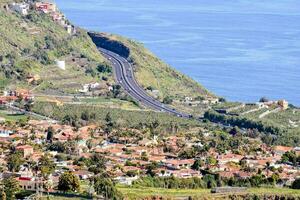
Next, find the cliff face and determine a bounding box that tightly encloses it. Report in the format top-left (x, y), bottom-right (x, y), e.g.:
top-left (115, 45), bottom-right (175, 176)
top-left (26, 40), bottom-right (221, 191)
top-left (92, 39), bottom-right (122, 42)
top-left (88, 32), bottom-right (130, 58)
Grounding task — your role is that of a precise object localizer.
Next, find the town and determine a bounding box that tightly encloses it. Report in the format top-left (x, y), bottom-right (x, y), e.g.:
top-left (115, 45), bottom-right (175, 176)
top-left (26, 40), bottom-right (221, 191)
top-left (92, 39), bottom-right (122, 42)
top-left (0, 107), bottom-right (299, 198)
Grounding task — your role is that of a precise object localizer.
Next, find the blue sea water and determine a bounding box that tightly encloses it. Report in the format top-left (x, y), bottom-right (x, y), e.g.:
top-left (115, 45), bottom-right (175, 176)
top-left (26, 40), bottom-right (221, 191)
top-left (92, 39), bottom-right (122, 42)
top-left (55, 0), bottom-right (300, 106)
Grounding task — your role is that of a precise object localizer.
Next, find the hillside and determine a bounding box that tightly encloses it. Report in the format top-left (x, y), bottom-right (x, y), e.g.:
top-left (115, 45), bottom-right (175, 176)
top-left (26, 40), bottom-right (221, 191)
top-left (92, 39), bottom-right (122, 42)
top-left (0, 1), bottom-right (218, 116)
top-left (0, 2), bottom-right (113, 95)
top-left (89, 32), bottom-right (218, 114)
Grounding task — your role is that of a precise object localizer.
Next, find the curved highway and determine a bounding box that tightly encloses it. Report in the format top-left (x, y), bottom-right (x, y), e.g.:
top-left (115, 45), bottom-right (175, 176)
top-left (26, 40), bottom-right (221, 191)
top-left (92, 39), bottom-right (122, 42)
top-left (98, 47), bottom-right (191, 119)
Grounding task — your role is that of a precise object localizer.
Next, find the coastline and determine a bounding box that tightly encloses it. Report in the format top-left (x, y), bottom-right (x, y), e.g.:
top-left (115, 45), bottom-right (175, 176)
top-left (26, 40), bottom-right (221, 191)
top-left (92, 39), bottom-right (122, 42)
top-left (55, 0), bottom-right (300, 106)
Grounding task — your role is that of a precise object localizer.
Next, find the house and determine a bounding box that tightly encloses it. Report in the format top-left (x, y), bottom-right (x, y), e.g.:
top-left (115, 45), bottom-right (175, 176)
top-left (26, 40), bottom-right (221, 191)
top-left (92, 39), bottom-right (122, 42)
top-left (65, 25), bottom-right (76, 35)
top-left (163, 159), bottom-right (194, 170)
top-left (278, 100), bottom-right (289, 110)
top-left (274, 146), bottom-right (293, 155)
top-left (16, 145), bottom-right (34, 158)
top-left (171, 169), bottom-right (202, 178)
top-left (17, 177), bottom-right (43, 191)
top-left (114, 176), bottom-right (139, 185)
top-left (185, 97), bottom-right (193, 102)
top-left (56, 60), bottom-right (65, 70)
top-left (11, 3), bottom-right (29, 15)
top-left (217, 154), bottom-right (244, 165)
top-left (294, 147), bottom-right (300, 156)
top-left (35, 2), bottom-right (56, 13)
top-left (0, 129), bottom-right (13, 137)
top-left (203, 97), bottom-right (219, 105)
top-left (73, 170), bottom-right (93, 180)
top-left (17, 175), bottom-right (58, 191)
top-left (79, 83), bottom-right (101, 93)
top-left (138, 137), bottom-right (158, 147)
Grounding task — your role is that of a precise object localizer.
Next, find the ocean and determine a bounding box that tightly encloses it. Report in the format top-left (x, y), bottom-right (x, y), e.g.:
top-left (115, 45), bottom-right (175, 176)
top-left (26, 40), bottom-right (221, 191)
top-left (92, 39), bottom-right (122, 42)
top-left (55, 0), bottom-right (300, 106)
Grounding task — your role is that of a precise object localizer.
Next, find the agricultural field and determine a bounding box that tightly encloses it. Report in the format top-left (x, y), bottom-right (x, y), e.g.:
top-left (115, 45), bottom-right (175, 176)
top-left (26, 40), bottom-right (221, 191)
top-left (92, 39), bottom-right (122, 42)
top-left (34, 96), bottom-right (141, 111)
top-left (117, 186), bottom-right (300, 200)
top-left (32, 101), bottom-right (203, 131)
top-left (212, 102), bottom-right (243, 110)
top-left (228, 104), bottom-right (259, 115)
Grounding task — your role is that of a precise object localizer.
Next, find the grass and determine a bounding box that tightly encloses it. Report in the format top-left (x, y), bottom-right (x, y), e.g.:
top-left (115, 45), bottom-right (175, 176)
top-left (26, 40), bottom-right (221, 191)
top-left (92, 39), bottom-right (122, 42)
top-left (212, 102), bottom-right (243, 110)
top-left (117, 186), bottom-right (300, 200)
top-left (248, 187), bottom-right (300, 195)
top-left (0, 108), bottom-right (28, 122)
top-left (117, 186), bottom-right (210, 199)
top-left (79, 97), bottom-right (140, 110)
top-left (34, 96), bottom-right (140, 111)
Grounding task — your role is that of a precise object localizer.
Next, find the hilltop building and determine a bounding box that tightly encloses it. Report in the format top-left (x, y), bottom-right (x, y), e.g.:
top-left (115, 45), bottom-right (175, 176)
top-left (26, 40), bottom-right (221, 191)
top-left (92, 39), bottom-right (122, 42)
top-left (10, 2), bottom-right (29, 15)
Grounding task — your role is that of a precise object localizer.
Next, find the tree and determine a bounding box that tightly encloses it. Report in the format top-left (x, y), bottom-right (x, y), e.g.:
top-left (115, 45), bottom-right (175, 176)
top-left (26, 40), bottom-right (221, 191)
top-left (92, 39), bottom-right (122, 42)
top-left (191, 160), bottom-right (203, 171)
top-left (88, 154), bottom-right (107, 174)
top-left (81, 110), bottom-right (90, 121)
top-left (105, 113), bottom-right (114, 134)
top-left (149, 120), bottom-right (160, 136)
top-left (146, 162), bottom-right (158, 177)
top-left (281, 151), bottom-right (297, 165)
top-left (292, 178), bottom-right (300, 189)
top-left (162, 96), bottom-right (173, 104)
top-left (112, 85), bottom-right (121, 98)
top-left (7, 152), bottom-right (24, 172)
top-left (203, 174), bottom-right (217, 189)
top-left (58, 172), bottom-right (80, 192)
top-left (3, 177), bottom-right (19, 199)
top-left (141, 152), bottom-right (148, 161)
top-left (268, 173), bottom-right (279, 185)
top-left (0, 189), bottom-right (6, 200)
top-left (206, 156), bottom-right (217, 166)
top-left (24, 99), bottom-right (34, 111)
top-left (38, 154), bottom-right (56, 179)
top-left (229, 127), bottom-right (239, 136)
top-left (46, 126), bottom-right (54, 142)
top-left (93, 176), bottom-right (123, 200)
top-left (97, 64), bottom-right (112, 74)
top-left (250, 175), bottom-right (264, 187)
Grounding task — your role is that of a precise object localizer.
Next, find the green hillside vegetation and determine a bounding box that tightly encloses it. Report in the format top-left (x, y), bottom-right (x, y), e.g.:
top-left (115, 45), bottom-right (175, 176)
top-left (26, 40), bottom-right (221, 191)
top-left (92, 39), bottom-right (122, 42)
top-left (32, 101), bottom-right (203, 131)
top-left (118, 186), bottom-right (300, 200)
top-left (0, 5), bottom-right (112, 94)
top-left (89, 32), bottom-right (216, 104)
top-left (206, 103), bottom-right (300, 146)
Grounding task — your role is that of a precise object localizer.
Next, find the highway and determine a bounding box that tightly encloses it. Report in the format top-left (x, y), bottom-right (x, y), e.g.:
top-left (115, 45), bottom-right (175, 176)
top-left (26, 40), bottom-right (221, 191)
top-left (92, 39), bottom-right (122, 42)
top-left (98, 47), bottom-right (191, 119)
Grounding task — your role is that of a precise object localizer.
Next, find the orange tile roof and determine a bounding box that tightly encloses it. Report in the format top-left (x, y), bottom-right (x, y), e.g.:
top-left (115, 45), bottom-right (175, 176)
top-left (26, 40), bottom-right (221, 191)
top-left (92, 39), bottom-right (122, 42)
top-left (274, 146), bottom-right (293, 152)
top-left (16, 145), bottom-right (33, 150)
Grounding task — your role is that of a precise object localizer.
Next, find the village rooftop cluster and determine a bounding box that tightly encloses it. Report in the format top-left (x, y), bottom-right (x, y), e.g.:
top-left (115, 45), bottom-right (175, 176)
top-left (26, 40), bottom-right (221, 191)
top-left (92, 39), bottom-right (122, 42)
top-left (0, 118), bottom-right (299, 193)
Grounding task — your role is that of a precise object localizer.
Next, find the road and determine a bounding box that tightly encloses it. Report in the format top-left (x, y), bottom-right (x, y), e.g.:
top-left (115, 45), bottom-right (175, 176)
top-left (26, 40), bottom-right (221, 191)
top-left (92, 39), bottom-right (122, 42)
top-left (98, 47), bottom-right (191, 119)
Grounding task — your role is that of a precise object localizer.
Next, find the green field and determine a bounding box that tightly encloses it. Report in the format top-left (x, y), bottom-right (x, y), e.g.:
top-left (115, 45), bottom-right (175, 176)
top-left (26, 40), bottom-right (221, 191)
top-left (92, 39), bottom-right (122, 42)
top-left (34, 96), bottom-right (141, 111)
top-left (0, 108), bottom-right (28, 122)
top-left (32, 101), bottom-right (202, 127)
top-left (118, 186), bottom-right (300, 200)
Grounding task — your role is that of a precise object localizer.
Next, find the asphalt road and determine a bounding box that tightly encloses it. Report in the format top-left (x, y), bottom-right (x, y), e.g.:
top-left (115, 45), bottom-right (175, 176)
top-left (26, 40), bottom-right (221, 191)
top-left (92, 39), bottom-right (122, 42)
top-left (98, 47), bottom-right (191, 119)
